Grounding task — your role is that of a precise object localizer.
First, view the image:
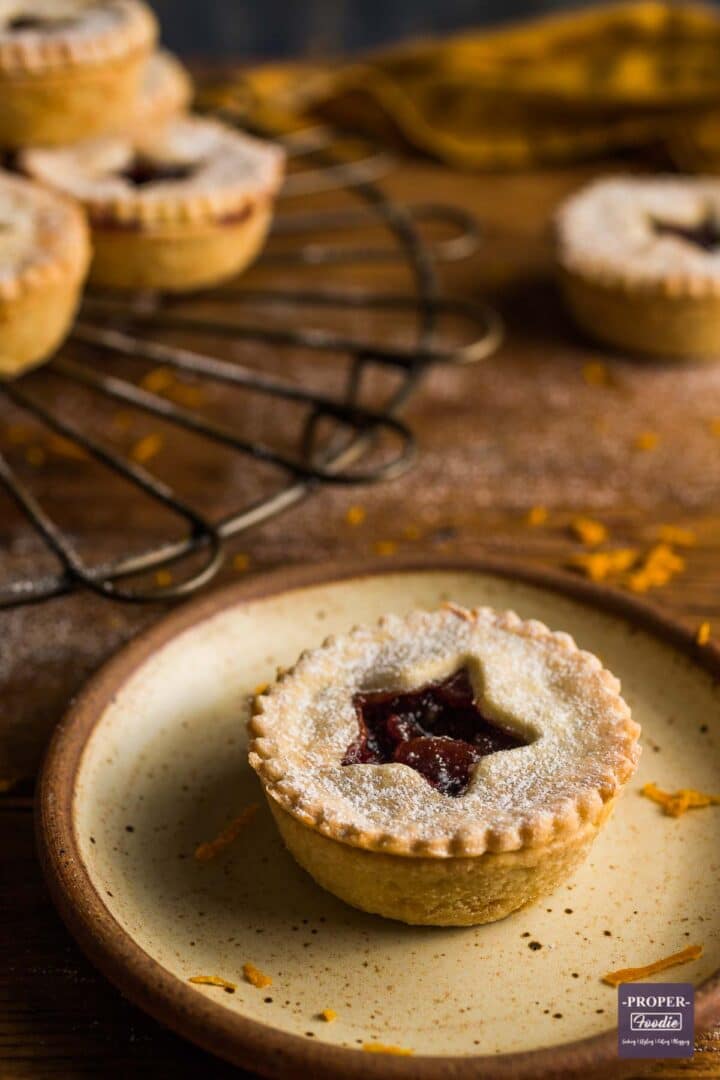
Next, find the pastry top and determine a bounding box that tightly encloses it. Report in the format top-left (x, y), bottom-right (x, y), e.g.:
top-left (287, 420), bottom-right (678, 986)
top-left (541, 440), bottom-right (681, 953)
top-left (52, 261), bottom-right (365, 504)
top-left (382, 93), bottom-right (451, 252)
top-left (20, 114), bottom-right (286, 227)
top-left (133, 49), bottom-right (192, 129)
top-left (249, 605), bottom-right (641, 858)
top-left (0, 169), bottom-right (90, 302)
top-left (556, 175), bottom-right (720, 294)
top-left (0, 0), bottom-right (156, 74)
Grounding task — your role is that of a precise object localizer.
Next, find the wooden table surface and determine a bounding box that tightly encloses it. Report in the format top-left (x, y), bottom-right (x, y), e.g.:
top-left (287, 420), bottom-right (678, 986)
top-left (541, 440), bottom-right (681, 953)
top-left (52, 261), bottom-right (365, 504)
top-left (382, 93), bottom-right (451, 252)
top-left (2, 154), bottom-right (720, 1078)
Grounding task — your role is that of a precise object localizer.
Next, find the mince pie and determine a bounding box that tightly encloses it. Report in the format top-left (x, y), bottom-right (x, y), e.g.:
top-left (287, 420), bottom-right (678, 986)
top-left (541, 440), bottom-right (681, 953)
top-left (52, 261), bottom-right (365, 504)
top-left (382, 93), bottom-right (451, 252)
top-left (0, 0), bottom-right (157, 147)
top-left (21, 114), bottom-right (285, 291)
top-left (0, 169), bottom-right (90, 377)
top-left (557, 176), bottom-right (720, 360)
top-left (249, 605), bottom-right (641, 926)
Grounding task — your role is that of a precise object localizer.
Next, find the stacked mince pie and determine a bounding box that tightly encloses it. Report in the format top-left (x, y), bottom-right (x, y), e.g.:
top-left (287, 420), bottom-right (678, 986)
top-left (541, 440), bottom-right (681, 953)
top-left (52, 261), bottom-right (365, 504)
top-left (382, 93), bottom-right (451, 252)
top-left (0, 1), bottom-right (285, 377)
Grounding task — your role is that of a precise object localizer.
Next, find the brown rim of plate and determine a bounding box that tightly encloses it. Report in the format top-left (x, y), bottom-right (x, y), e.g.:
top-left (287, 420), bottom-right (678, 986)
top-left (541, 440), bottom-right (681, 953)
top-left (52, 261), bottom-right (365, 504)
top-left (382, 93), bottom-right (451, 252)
top-left (36, 554), bottom-right (720, 1080)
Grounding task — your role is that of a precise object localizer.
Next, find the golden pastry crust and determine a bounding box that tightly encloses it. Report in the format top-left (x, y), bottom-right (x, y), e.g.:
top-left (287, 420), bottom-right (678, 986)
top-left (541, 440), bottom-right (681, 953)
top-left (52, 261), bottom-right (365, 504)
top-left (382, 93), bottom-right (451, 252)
top-left (556, 175), bottom-right (720, 359)
top-left (249, 606), bottom-right (640, 925)
top-left (0, 169), bottom-right (90, 377)
top-left (0, 1), bottom-right (157, 146)
top-left (0, 0), bottom-right (155, 71)
top-left (130, 49), bottom-right (192, 131)
top-left (84, 205), bottom-right (275, 291)
top-left (21, 115), bottom-right (285, 291)
top-left (268, 798), bottom-right (615, 926)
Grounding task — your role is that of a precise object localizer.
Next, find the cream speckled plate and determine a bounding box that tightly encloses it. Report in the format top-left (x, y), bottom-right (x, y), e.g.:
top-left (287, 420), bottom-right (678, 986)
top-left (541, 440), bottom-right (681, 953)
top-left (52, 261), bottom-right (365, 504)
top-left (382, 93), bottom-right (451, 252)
top-left (38, 559), bottom-right (720, 1079)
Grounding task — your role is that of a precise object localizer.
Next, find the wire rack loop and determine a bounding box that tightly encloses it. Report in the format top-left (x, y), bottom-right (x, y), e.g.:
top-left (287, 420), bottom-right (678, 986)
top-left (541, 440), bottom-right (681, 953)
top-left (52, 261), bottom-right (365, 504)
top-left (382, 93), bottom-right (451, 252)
top-left (0, 126), bottom-right (502, 609)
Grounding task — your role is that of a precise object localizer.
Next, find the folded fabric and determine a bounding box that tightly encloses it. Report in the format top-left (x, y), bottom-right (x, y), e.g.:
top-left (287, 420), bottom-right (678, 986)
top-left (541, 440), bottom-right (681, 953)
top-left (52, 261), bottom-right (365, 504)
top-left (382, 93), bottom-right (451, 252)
top-left (203, 2), bottom-right (720, 170)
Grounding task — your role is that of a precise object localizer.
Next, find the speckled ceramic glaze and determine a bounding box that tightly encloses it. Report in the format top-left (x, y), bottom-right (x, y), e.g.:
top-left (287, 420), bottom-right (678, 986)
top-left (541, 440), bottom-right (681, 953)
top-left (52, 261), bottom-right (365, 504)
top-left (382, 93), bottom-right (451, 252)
top-left (38, 561), bottom-right (720, 1079)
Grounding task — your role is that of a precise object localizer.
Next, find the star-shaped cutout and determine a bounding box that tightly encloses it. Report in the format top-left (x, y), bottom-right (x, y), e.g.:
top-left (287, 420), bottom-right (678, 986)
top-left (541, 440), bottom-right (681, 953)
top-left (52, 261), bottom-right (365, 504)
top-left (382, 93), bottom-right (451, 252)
top-left (342, 668), bottom-right (530, 797)
top-left (652, 214), bottom-right (720, 252)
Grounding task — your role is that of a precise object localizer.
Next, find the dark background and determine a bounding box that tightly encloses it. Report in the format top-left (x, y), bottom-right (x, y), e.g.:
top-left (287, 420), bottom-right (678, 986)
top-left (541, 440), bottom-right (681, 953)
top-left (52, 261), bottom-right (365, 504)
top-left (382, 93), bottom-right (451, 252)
top-left (149, 0), bottom-right (610, 60)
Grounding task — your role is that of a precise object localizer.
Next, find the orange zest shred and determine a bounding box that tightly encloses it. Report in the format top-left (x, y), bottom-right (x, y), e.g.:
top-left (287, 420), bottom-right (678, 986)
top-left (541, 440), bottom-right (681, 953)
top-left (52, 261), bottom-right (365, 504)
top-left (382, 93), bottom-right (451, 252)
top-left (582, 361), bottom-right (612, 386)
top-left (526, 505), bottom-right (548, 527)
top-left (141, 367), bottom-right (175, 394)
top-left (345, 505), bottom-right (366, 527)
top-left (189, 975), bottom-right (237, 992)
top-left (320, 1008), bottom-right (337, 1022)
top-left (570, 516), bottom-right (608, 547)
top-left (131, 433), bottom-right (164, 464)
top-left (633, 431), bottom-right (659, 452)
top-left (567, 549), bottom-right (638, 582)
top-left (641, 781), bottom-right (720, 817)
top-left (443, 601), bottom-right (475, 622)
top-left (243, 962), bottom-right (272, 989)
top-left (232, 553), bottom-right (250, 572)
top-left (168, 382), bottom-right (205, 409)
top-left (155, 569), bottom-right (173, 588)
top-left (657, 524), bottom-right (696, 547)
top-left (137, 368), bottom-right (206, 408)
top-left (362, 1043), bottom-right (414, 1056)
top-left (48, 434), bottom-right (88, 461)
top-left (374, 540), bottom-right (397, 557)
top-left (194, 804), bottom-right (260, 862)
top-left (602, 945), bottom-right (703, 987)
top-left (626, 543), bottom-right (684, 593)
top-left (697, 621), bottom-right (712, 646)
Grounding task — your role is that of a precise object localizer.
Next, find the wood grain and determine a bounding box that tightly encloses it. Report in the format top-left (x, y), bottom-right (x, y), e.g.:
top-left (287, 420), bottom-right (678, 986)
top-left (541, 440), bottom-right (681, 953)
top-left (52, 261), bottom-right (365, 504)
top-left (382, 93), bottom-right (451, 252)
top-left (2, 155), bottom-right (720, 1078)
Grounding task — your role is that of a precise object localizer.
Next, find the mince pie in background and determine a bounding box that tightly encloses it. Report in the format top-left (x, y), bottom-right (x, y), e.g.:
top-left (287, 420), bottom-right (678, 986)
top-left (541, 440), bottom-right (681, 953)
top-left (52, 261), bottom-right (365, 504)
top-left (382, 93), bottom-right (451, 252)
top-left (0, 169), bottom-right (90, 378)
top-left (20, 115), bottom-right (285, 291)
top-left (0, 0), bottom-right (157, 147)
top-left (249, 605), bottom-right (641, 926)
top-left (557, 175), bottom-right (720, 360)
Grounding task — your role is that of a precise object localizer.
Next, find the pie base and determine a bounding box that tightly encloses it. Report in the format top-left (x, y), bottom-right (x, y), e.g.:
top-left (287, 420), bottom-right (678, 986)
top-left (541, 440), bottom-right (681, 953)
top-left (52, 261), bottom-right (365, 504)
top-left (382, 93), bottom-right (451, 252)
top-left (561, 268), bottom-right (720, 361)
top-left (0, 49), bottom-right (148, 147)
top-left (0, 271), bottom-right (85, 378)
top-left (88, 204), bottom-right (273, 291)
top-left (268, 797), bottom-right (616, 927)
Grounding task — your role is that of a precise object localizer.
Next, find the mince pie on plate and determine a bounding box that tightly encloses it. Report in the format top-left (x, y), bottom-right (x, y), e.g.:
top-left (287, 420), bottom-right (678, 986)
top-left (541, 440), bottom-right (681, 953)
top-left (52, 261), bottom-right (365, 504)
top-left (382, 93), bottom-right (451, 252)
top-left (0, 0), bottom-right (157, 146)
top-left (249, 605), bottom-right (641, 926)
top-left (21, 114), bottom-right (285, 291)
top-left (0, 169), bottom-right (90, 377)
top-left (557, 175), bottom-right (720, 360)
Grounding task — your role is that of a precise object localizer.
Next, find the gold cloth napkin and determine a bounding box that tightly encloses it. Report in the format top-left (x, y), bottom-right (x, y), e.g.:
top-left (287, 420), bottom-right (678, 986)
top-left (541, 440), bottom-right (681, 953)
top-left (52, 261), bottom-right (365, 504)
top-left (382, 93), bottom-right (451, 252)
top-left (205, 2), bottom-right (720, 170)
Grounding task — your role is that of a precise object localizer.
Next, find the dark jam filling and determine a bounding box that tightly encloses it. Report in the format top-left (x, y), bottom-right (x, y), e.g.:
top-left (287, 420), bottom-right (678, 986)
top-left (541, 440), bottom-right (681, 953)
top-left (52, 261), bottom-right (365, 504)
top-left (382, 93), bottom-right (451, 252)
top-left (119, 158), bottom-right (197, 187)
top-left (651, 216), bottom-right (720, 252)
top-left (343, 667), bottom-right (528, 797)
top-left (6, 15), bottom-right (79, 31)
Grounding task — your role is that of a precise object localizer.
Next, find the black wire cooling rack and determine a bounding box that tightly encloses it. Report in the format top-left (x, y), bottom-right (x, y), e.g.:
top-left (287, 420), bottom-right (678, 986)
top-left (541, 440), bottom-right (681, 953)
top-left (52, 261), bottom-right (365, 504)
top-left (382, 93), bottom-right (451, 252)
top-left (0, 121), bottom-right (503, 609)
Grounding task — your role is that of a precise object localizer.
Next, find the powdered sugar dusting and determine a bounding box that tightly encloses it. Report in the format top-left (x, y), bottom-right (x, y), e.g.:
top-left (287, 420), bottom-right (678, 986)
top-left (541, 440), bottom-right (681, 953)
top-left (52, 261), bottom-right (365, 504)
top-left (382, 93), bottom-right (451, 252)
top-left (0, 170), bottom-right (87, 298)
top-left (250, 607), bottom-right (640, 856)
top-left (557, 175), bottom-right (720, 287)
top-left (21, 116), bottom-right (285, 223)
